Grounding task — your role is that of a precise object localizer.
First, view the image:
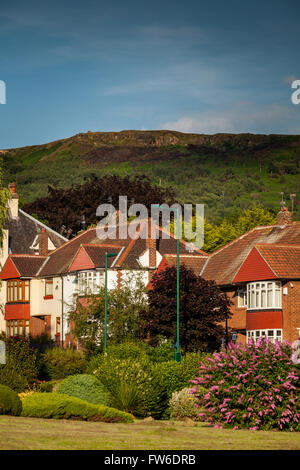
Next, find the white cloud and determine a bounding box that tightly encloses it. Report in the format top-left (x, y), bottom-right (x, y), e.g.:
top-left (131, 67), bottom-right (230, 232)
top-left (161, 103), bottom-right (298, 134)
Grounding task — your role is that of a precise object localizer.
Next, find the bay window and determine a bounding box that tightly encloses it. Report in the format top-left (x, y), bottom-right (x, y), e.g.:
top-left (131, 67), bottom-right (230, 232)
top-left (6, 319), bottom-right (30, 337)
top-left (247, 281), bottom-right (281, 309)
top-left (247, 329), bottom-right (282, 344)
top-left (7, 280), bottom-right (30, 303)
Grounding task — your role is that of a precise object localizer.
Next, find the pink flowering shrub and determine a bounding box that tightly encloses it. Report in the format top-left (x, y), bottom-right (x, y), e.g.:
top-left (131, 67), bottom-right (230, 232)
top-left (190, 339), bottom-right (299, 431)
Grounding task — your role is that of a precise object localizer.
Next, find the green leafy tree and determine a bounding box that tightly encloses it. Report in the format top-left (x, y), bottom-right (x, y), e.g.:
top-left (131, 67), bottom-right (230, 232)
top-left (68, 272), bottom-right (148, 352)
top-left (203, 205), bottom-right (276, 253)
top-left (168, 205), bottom-right (276, 254)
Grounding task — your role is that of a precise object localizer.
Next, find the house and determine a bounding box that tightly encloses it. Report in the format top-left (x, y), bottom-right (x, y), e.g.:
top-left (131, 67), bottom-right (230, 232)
top-left (200, 205), bottom-right (300, 345)
top-left (0, 183), bottom-right (67, 334)
top-left (0, 216), bottom-right (207, 346)
top-left (3, 184), bottom-right (298, 348)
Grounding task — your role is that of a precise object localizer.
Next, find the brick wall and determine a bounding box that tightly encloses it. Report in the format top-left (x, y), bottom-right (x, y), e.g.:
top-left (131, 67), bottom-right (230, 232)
top-left (282, 280), bottom-right (300, 343)
top-left (223, 288), bottom-right (247, 345)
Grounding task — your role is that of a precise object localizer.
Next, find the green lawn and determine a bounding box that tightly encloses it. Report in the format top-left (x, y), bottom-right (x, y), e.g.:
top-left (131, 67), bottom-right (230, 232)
top-left (0, 416), bottom-right (299, 450)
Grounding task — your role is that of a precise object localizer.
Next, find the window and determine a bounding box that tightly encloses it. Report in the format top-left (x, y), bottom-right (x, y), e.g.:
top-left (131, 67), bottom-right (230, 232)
top-left (45, 279), bottom-right (53, 298)
top-left (56, 317), bottom-right (61, 335)
top-left (247, 281), bottom-right (281, 310)
top-left (247, 329), bottom-right (282, 344)
top-left (6, 319), bottom-right (30, 337)
top-left (78, 271), bottom-right (103, 295)
top-left (237, 287), bottom-right (247, 307)
top-left (7, 280), bottom-right (30, 303)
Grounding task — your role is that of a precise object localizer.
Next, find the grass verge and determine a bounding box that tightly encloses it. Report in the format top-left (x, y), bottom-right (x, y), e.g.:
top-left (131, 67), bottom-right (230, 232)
top-left (0, 416), bottom-right (299, 450)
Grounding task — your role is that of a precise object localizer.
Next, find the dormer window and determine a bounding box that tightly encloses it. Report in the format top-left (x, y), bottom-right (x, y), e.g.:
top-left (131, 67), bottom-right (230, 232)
top-left (247, 281), bottom-right (281, 310)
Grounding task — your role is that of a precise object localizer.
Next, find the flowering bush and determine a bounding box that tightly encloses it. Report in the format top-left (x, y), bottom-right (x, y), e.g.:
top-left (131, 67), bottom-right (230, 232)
top-left (169, 387), bottom-right (202, 420)
top-left (191, 339), bottom-right (300, 431)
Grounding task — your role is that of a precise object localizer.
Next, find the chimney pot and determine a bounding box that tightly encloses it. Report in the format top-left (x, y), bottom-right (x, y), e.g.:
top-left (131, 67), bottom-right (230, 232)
top-left (9, 182), bottom-right (16, 194)
top-left (7, 182), bottom-right (19, 217)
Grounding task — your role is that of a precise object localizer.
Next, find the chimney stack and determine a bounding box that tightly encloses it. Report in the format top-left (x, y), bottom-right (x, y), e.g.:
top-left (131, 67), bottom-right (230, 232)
top-left (8, 182), bottom-right (19, 218)
top-left (277, 206), bottom-right (292, 226)
top-left (146, 218), bottom-right (157, 270)
top-left (39, 229), bottom-right (49, 256)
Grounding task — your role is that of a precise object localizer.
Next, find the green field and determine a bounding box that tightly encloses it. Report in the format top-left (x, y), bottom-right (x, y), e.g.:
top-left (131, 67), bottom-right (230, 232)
top-left (0, 416), bottom-right (299, 450)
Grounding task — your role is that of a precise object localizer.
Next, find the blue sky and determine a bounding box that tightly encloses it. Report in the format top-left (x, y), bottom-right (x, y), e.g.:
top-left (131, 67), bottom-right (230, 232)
top-left (1, 0), bottom-right (300, 148)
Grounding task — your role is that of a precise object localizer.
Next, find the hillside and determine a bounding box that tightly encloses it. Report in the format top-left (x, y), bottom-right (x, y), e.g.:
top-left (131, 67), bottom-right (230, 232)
top-left (2, 130), bottom-right (300, 222)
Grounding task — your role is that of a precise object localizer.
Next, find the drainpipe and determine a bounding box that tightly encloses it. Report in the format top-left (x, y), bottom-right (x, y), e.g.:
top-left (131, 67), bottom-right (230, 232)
top-left (61, 275), bottom-right (64, 348)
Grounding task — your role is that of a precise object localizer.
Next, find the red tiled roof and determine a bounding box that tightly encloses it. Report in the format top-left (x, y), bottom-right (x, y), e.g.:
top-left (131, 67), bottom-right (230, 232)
top-left (38, 219), bottom-right (207, 276)
top-left (256, 243), bottom-right (300, 278)
top-left (164, 254), bottom-right (208, 275)
top-left (81, 244), bottom-right (123, 269)
top-left (201, 222), bottom-right (300, 285)
top-left (2, 255), bottom-right (47, 279)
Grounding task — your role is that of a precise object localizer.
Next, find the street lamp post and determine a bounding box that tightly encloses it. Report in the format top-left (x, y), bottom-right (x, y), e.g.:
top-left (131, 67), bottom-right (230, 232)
top-left (104, 252), bottom-right (117, 353)
top-left (152, 205), bottom-right (181, 362)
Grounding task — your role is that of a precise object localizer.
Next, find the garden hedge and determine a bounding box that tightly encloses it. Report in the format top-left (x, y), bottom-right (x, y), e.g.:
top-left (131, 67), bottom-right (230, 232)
top-left (0, 384), bottom-right (22, 416)
top-left (21, 392), bottom-right (134, 423)
top-left (57, 374), bottom-right (111, 406)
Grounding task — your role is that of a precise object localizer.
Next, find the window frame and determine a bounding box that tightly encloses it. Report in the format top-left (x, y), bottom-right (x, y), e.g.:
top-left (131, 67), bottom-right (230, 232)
top-left (6, 319), bottom-right (30, 337)
top-left (6, 279), bottom-right (30, 303)
top-left (77, 271), bottom-right (104, 295)
top-left (247, 281), bottom-right (282, 310)
top-left (237, 287), bottom-right (247, 308)
top-left (44, 278), bottom-right (54, 299)
top-left (247, 328), bottom-right (282, 344)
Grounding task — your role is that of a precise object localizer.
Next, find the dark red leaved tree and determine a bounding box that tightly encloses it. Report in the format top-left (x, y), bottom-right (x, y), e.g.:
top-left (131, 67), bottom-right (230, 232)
top-left (141, 265), bottom-right (232, 352)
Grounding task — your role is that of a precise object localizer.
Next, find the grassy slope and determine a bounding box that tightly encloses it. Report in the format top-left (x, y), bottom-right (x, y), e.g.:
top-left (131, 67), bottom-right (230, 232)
top-left (3, 130), bottom-right (300, 222)
top-left (0, 416), bottom-right (299, 450)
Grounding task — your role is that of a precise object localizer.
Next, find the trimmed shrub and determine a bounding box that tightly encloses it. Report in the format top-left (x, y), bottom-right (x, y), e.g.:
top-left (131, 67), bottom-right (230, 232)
top-left (57, 374), bottom-right (111, 406)
top-left (0, 335), bottom-right (38, 392)
top-left (0, 384), bottom-right (22, 416)
top-left (191, 339), bottom-right (300, 431)
top-left (21, 392), bottom-right (133, 423)
top-left (169, 387), bottom-right (202, 421)
top-left (41, 348), bottom-right (87, 380)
